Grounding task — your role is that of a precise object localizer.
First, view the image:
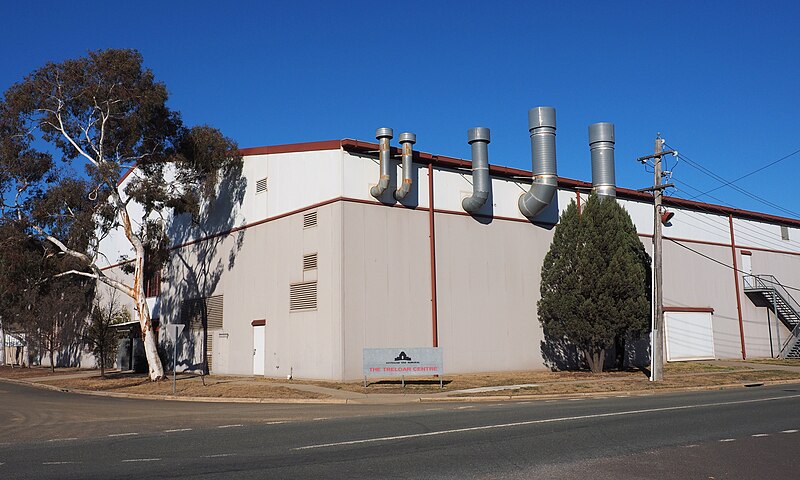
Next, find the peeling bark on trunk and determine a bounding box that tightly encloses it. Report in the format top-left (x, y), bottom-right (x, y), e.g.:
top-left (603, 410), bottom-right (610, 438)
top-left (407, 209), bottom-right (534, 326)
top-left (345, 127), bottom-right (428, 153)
top-left (119, 203), bottom-right (164, 381)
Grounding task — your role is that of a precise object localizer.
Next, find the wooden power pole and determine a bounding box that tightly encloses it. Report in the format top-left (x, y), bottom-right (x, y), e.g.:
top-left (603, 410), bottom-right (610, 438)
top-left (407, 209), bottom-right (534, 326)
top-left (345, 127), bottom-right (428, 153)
top-left (637, 135), bottom-right (675, 382)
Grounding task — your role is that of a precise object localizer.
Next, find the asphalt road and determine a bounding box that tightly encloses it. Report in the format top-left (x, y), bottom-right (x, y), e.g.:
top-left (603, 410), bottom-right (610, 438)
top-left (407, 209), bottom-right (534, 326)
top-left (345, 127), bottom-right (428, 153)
top-left (2, 380), bottom-right (799, 479)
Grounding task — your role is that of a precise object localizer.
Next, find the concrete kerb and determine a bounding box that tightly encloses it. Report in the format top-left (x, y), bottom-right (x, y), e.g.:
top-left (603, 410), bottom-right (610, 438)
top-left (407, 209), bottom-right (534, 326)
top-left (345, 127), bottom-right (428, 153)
top-left (4, 375), bottom-right (800, 405)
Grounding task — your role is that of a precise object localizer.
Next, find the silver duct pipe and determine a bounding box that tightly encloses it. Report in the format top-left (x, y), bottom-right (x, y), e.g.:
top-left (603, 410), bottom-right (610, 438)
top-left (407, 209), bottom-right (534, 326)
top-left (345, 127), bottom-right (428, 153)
top-left (394, 132), bottom-right (416, 201)
top-left (589, 122), bottom-right (616, 199)
top-left (462, 127), bottom-right (491, 213)
top-left (518, 106), bottom-right (558, 219)
top-left (370, 127), bottom-right (394, 199)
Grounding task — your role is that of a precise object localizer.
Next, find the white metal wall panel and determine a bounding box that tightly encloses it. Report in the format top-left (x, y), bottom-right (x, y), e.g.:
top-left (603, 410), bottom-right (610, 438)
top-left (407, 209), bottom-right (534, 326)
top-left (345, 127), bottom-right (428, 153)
top-left (665, 311), bottom-right (715, 361)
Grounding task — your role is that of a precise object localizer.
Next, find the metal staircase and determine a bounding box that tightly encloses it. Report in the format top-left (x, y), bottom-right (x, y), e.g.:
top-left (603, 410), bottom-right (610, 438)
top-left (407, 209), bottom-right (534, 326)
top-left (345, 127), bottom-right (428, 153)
top-left (743, 274), bottom-right (800, 358)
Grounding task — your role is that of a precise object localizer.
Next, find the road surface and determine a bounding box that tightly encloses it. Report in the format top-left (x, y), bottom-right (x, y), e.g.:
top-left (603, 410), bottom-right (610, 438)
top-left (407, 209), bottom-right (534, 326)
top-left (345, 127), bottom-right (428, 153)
top-left (1, 380), bottom-right (799, 478)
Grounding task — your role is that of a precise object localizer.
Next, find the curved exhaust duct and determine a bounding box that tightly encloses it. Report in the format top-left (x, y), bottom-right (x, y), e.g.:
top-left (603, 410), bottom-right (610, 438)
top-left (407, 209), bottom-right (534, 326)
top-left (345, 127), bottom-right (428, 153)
top-left (370, 127), bottom-right (394, 199)
top-left (518, 107), bottom-right (558, 219)
top-left (462, 127), bottom-right (491, 213)
top-left (589, 122), bottom-right (616, 200)
top-left (394, 132), bottom-right (416, 201)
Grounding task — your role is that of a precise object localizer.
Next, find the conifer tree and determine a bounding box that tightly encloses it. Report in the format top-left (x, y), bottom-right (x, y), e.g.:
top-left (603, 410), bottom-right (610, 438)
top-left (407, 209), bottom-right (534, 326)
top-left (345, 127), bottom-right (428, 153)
top-left (538, 196), bottom-right (650, 373)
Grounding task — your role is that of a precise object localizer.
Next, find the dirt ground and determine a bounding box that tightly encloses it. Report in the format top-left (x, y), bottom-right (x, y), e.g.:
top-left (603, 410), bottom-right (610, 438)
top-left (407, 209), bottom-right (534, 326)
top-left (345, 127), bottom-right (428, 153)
top-left (4, 361), bottom-right (800, 399)
top-left (0, 366), bottom-right (89, 379)
top-left (39, 373), bottom-right (329, 399)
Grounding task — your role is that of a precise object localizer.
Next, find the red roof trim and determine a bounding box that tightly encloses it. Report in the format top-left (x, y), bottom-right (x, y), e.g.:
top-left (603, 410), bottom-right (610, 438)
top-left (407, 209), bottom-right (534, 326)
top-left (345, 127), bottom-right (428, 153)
top-left (337, 139), bottom-right (800, 228)
top-left (239, 140), bottom-right (343, 156)
top-left (116, 138), bottom-right (800, 228)
top-left (117, 164), bottom-right (137, 187)
top-left (663, 306), bottom-right (715, 313)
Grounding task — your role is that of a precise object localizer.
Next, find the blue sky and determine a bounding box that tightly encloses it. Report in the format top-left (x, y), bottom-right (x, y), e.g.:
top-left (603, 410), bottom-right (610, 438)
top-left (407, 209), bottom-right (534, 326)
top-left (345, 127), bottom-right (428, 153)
top-left (2, 1), bottom-right (799, 218)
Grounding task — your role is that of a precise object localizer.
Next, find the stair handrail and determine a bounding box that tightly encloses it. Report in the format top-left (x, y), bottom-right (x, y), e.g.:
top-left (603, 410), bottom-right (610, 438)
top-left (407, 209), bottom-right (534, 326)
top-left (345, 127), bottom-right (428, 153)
top-left (744, 274), bottom-right (800, 318)
top-left (780, 322), bottom-right (800, 355)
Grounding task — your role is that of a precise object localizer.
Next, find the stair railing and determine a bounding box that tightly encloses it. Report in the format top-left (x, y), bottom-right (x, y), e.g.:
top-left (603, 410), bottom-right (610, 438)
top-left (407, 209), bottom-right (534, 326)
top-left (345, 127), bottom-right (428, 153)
top-left (743, 274), bottom-right (800, 319)
top-left (780, 323), bottom-right (800, 356)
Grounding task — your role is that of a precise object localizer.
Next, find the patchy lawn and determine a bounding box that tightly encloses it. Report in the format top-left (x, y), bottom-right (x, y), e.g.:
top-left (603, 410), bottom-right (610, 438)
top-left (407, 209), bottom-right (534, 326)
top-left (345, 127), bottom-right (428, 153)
top-left (304, 361), bottom-right (752, 395)
top-left (39, 373), bottom-right (329, 400)
top-left (456, 369), bottom-right (800, 397)
top-left (0, 366), bottom-right (91, 379)
top-left (731, 358), bottom-right (800, 367)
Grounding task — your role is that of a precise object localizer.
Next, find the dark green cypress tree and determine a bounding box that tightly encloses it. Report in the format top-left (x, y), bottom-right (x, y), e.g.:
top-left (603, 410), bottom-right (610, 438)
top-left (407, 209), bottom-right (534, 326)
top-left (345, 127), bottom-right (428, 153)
top-left (538, 196), bottom-right (651, 373)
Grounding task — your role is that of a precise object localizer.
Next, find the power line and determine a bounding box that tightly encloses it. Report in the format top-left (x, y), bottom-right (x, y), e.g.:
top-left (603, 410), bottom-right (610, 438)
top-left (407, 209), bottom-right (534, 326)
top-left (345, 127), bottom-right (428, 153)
top-left (688, 146), bottom-right (800, 200)
top-left (668, 176), bottom-right (800, 252)
top-left (667, 238), bottom-right (800, 293)
top-left (663, 143), bottom-right (800, 219)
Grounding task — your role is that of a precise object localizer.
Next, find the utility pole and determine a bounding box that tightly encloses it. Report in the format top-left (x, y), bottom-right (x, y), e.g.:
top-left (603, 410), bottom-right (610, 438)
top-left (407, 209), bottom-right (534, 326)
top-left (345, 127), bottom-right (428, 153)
top-left (637, 135), bottom-right (675, 382)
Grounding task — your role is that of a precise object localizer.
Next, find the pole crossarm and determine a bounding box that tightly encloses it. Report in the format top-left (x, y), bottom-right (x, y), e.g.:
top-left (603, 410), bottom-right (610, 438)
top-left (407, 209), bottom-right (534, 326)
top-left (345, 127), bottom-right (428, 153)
top-left (637, 150), bottom-right (677, 163)
top-left (637, 183), bottom-right (675, 193)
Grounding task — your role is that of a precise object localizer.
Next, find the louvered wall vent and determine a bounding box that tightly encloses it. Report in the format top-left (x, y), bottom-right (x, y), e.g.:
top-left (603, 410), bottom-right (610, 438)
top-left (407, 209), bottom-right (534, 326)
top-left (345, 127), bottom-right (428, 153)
top-left (180, 295), bottom-right (224, 329)
top-left (303, 253), bottom-right (318, 271)
top-left (205, 295), bottom-right (224, 329)
top-left (781, 226), bottom-right (790, 241)
top-left (303, 211), bottom-right (318, 228)
top-left (256, 177), bottom-right (268, 194)
top-left (290, 281), bottom-right (318, 311)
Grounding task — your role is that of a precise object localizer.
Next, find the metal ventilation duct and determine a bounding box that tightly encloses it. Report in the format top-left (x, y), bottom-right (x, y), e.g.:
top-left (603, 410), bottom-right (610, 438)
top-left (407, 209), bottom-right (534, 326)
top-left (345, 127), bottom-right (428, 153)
top-left (589, 122), bottom-right (616, 199)
top-left (462, 127), bottom-right (491, 213)
top-left (370, 127), bottom-right (394, 199)
top-left (394, 132), bottom-right (416, 201)
top-left (518, 107), bottom-right (558, 219)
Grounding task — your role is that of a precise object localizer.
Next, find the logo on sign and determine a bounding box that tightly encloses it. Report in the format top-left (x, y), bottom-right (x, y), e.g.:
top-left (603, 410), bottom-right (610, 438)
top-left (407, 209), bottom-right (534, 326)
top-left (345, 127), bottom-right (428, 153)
top-left (388, 351), bottom-right (418, 365)
top-left (394, 351), bottom-right (411, 362)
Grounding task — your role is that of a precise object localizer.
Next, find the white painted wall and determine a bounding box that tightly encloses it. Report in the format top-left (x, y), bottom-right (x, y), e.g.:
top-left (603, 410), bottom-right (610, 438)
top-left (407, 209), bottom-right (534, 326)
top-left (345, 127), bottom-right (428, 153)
top-left (93, 143), bottom-right (800, 379)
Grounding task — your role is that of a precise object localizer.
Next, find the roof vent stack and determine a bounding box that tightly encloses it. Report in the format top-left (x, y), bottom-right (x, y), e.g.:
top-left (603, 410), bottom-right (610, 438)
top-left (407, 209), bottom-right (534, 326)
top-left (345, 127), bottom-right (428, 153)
top-left (394, 132), bottom-right (416, 201)
top-left (518, 107), bottom-right (558, 219)
top-left (370, 127), bottom-right (394, 199)
top-left (462, 127), bottom-right (491, 213)
top-left (589, 122), bottom-right (616, 200)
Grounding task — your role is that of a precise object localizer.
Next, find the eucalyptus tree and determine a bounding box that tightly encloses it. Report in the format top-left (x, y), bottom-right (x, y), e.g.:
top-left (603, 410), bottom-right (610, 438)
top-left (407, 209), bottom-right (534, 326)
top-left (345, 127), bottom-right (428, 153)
top-left (0, 49), bottom-right (241, 380)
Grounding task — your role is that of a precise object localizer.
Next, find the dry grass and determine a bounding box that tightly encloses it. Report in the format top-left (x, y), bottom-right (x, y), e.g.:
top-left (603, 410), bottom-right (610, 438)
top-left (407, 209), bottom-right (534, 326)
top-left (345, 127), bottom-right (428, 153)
top-left (40, 373), bottom-right (329, 399)
top-left (303, 361), bottom-right (749, 395)
top-left (0, 366), bottom-right (90, 379)
top-left (6, 361), bottom-right (798, 399)
top-left (731, 358), bottom-right (800, 367)
top-left (459, 369), bottom-right (800, 397)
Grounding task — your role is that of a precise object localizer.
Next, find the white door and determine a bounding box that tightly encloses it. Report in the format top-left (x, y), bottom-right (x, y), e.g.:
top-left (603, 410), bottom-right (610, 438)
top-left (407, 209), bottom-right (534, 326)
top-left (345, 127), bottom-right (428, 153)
top-left (253, 325), bottom-right (265, 375)
top-left (665, 311), bottom-right (715, 361)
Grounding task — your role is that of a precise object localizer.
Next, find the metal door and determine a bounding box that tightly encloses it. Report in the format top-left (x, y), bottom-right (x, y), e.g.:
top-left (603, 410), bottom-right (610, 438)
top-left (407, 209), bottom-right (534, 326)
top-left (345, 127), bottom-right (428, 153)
top-left (253, 325), bottom-right (265, 375)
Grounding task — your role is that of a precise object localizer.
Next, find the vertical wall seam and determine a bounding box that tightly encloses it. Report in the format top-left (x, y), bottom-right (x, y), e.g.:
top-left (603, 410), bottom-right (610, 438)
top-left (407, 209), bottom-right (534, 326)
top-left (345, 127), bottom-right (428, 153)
top-left (729, 214), bottom-right (747, 359)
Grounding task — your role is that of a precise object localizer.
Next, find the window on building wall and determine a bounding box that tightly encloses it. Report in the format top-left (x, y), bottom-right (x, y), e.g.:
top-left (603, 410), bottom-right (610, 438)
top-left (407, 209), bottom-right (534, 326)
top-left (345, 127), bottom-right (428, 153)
top-left (144, 254), bottom-right (161, 298)
top-left (781, 226), bottom-right (790, 241)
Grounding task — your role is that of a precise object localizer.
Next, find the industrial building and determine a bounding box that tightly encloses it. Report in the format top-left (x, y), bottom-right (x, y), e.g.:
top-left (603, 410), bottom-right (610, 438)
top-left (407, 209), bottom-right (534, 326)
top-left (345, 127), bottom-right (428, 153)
top-left (99, 107), bottom-right (800, 380)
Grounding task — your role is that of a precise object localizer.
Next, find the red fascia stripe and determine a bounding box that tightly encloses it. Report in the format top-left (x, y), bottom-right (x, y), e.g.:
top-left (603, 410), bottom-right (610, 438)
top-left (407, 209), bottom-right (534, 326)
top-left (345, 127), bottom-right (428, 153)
top-left (663, 306), bottom-right (715, 313)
